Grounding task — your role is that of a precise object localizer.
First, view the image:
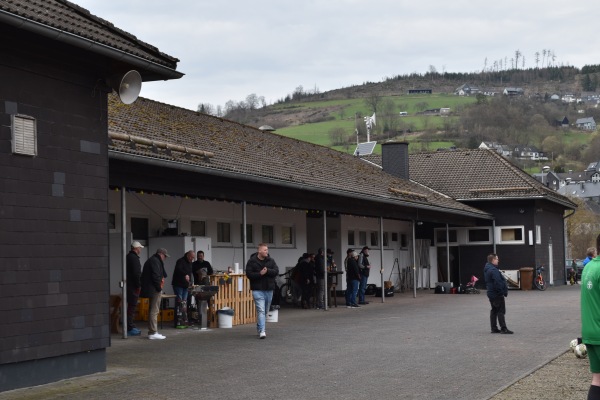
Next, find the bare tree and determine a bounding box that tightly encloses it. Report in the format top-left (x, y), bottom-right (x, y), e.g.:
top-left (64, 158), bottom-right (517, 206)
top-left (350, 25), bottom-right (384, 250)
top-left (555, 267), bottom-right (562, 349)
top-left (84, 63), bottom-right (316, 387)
top-left (364, 92), bottom-right (382, 114)
top-left (245, 93), bottom-right (259, 110)
top-left (197, 103), bottom-right (215, 115)
top-left (534, 52), bottom-right (540, 68)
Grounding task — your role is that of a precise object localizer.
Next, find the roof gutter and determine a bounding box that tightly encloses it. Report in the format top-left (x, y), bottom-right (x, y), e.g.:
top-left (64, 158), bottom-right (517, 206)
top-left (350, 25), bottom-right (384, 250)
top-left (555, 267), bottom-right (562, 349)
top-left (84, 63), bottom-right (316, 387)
top-left (0, 9), bottom-right (183, 81)
top-left (459, 196), bottom-right (577, 210)
top-left (109, 150), bottom-right (493, 221)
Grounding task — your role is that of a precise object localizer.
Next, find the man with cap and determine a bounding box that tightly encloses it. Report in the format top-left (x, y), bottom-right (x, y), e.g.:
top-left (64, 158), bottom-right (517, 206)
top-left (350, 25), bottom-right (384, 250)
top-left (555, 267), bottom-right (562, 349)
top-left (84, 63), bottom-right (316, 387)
top-left (141, 248), bottom-right (169, 340)
top-left (358, 246), bottom-right (371, 305)
top-left (126, 241), bottom-right (144, 336)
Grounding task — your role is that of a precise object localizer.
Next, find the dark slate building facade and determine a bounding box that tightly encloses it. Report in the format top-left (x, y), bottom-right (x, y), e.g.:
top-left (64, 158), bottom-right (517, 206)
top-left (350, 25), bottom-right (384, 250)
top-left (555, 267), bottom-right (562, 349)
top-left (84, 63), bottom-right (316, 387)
top-left (0, 0), bottom-right (181, 391)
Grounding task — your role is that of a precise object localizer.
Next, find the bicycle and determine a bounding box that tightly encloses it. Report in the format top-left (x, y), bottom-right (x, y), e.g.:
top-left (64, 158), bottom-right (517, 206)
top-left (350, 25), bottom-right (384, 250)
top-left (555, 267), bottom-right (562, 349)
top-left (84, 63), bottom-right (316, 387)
top-left (534, 265), bottom-right (547, 291)
top-left (278, 270), bottom-right (295, 306)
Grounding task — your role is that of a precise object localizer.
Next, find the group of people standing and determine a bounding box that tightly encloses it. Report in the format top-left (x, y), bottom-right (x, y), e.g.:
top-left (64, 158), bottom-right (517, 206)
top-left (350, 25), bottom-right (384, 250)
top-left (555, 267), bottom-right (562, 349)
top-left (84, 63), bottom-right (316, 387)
top-left (344, 246), bottom-right (372, 308)
top-left (289, 248), bottom-right (336, 309)
top-left (125, 243), bottom-right (213, 340)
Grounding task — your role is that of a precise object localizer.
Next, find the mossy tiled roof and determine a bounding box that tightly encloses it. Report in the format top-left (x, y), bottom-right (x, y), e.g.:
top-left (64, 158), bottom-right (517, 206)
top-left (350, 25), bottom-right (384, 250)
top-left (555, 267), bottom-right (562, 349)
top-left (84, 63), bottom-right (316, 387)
top-left (107, 96), bottom-right (490, 218)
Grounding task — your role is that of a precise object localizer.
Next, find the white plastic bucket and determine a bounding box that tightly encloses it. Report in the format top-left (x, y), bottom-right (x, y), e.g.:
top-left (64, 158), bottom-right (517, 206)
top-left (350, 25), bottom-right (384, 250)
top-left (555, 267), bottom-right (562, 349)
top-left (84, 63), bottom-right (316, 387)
top-left (217, 308), bottom-right (234, 328)
top-left (266, 309), bottom-right (278, 323)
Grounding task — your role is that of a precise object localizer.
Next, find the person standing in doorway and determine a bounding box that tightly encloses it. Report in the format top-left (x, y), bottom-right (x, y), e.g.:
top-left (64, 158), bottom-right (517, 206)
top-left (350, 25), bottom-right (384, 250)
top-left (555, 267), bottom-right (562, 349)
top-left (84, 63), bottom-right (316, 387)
top-left (357, 246), bottom-right (371, 305)
top-left (246, 243), bottom-right (279, 339)
top-left (581, 241), bottom-right (600, 400)
top-left (484, 253), bottom-right (513, 334)
top-left (126, 241), bottom-right (144, 336)
top-left (141, 248), bottom-right (169, 340)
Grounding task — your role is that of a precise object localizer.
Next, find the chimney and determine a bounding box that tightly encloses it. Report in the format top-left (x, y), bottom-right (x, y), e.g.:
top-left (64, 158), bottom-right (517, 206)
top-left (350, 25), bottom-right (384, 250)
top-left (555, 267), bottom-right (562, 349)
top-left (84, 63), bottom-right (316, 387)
top-left (382, 141), bottom-right (409, 180)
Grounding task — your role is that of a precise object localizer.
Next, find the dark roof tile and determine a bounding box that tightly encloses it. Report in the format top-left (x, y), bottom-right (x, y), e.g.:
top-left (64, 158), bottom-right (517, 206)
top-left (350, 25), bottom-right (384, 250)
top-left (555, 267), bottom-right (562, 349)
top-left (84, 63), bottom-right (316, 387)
top-left (0, 0), bottom-right (178, 68)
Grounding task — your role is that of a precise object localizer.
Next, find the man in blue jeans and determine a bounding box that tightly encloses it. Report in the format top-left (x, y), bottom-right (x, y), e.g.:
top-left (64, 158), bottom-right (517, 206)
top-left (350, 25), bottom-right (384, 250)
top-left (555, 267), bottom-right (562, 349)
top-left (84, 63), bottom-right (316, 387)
top-left (246, 243), bottom-right (279, 339)
top-left (345, 250), bottom-right (361, 308)
top-left (357, 246), bottom-right (371, 305)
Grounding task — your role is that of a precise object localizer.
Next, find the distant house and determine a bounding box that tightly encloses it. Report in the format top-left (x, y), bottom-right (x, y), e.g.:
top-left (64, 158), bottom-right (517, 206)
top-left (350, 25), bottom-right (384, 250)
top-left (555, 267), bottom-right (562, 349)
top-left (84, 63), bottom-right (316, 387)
top-left (503, 87), bottom-right (524, 96)
top-left (455, 84), bottom-right (480, 96)
top-left (359, 149), bottom-right (576, 286)
top-left (408, 89), bottom-right (432, 94)
top-left (575, 117), bottom-right (597, 130)
top-left (554, 116), bottom-right (569, 127)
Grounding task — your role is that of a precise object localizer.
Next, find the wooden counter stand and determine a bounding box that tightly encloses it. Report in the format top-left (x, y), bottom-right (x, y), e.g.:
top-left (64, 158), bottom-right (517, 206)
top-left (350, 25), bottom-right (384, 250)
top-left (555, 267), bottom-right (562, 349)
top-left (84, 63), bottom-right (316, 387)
top-left (208, 274), bottom-right (256, 328)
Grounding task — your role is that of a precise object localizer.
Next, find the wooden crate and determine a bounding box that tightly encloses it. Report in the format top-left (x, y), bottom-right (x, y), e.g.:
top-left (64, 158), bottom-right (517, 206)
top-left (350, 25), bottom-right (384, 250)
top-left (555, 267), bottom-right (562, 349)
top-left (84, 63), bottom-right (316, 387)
top-left (208, 274), bottom-right (256, 328)
top-left (136, 298), bottom-right (149, 321)
top-left (158, 309), bottom-right (174, 322)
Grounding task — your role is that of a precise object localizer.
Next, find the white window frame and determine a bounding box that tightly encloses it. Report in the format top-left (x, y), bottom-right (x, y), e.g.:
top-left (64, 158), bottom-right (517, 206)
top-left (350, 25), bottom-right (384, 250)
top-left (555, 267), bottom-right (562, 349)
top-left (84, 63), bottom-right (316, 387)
top-left (535, 225), bottom-right (541, 245)
top-left (495, 226), bottom-right (525, 245)
top-left (12, 114), bottom-right (37, 156)
top-left (280, 225), bottom-right (294, 247)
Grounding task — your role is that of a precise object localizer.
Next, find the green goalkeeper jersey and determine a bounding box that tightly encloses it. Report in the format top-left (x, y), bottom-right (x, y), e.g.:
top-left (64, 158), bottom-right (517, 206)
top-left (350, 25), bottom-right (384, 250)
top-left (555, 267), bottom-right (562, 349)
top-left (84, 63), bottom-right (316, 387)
top-left (582, 257), bottom-right (600, 344)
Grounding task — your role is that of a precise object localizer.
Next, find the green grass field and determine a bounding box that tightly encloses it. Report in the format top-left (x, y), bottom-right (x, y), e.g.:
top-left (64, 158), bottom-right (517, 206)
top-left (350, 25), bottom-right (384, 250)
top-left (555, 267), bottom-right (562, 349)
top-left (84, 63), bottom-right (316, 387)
top-left (276, 94), bottom-right (475, 148)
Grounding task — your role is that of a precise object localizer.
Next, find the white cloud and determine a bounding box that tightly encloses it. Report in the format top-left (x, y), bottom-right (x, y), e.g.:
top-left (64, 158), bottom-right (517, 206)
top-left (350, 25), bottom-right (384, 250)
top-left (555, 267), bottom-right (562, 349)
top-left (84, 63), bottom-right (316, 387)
top-left (76, 0), bottom-right (600, 111)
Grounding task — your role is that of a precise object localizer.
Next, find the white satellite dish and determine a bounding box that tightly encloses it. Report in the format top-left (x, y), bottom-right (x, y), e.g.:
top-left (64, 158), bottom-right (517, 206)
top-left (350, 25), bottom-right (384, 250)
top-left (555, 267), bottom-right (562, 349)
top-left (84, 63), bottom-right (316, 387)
top-left (108, 70), bottom-right (142, 104)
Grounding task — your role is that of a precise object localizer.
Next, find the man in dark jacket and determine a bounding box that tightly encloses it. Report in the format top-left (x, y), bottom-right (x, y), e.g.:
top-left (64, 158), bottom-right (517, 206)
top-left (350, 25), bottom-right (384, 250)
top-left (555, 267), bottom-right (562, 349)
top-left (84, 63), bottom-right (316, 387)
top-left (192, 250), bottom-right (213, 285)
top-left (298, 253), bottom-right (315, 309)
top-left (246, 243), bottom-right (279, 339)
top-left (141, 248), bottom-right (169, 340)
top-left (345, 250), bottom-right (361, 308)
top-left (357, 246), bottom-right (371, 305)
top-left (126, 241), bottom-right (144, 336)
top-left (172, 250), bottom-right (195, 328)
top-left (484, 253), bottom-right (513, 334)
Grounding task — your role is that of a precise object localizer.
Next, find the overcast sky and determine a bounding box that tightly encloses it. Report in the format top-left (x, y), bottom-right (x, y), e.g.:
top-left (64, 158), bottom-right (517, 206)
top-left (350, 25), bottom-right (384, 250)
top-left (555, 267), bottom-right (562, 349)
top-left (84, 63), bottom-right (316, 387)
top-left (76, 0), bottom-right (600, 112)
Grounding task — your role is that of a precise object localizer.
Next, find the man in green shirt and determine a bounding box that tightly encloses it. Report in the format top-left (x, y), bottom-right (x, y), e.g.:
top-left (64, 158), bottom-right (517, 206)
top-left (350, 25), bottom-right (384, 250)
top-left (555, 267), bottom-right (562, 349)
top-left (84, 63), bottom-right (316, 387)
top-left (581, 241), bottom-right (600, 400)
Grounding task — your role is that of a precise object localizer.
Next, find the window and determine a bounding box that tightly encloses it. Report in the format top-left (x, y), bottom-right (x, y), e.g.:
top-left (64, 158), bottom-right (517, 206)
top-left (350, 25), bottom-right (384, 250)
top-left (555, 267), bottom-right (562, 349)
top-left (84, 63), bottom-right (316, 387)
top-left (348, 231), bottom-right (355, 246)
top-left (495, 226), bottom-right (525, 244)
top-left (435, 229), bottom-right (457, 245)
top-left (535, 225), bottom-right (541, 244)
top-left (217, 222), bottom-right (231, 243)
top-left (131, 217), bottom-right (148, 243)
top-left (400, 234), bottom-right (408, 249)
top-left (12, 114), bottom-right (37, 156)
top-left (359, 231), bottom-right (367, 246)
top-left (383, 232), bottom-right (389, 247)
top-left (191, 220), bottom-right (206, 236)
top-left (370, 232), bottom-right (378, 247)
top-left (240, 224), bottom-right (253, 244)
top-left (281, 226), bottom-right (293, 245)
top-left (467, 228), bottom-right (491, 244)
top-left (391, 232), bottom-right (398, 242)
top-left (108, 213), bottom-right (116, 230)
top-left (262, 225), bottom-right (274, 244)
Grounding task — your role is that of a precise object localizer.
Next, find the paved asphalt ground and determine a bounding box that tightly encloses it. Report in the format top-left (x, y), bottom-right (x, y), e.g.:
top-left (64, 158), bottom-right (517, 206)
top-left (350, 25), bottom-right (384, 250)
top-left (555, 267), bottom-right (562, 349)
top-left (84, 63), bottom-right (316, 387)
top-left (0, 284), bottom-right (581, 400)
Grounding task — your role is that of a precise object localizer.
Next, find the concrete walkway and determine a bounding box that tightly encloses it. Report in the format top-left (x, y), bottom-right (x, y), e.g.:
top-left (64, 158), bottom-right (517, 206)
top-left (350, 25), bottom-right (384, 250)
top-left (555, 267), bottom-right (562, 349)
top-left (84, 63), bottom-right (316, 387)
top-left (0, 285), bottom-right (581, 400)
